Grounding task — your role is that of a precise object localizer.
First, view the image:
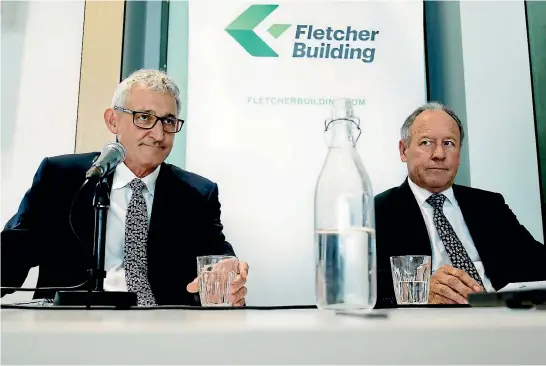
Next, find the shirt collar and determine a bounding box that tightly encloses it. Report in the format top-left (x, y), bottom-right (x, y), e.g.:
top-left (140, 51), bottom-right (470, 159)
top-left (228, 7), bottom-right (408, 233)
top-left (407, 176), bottom-right (458, 208)
top-left (111, 162), bottom-right (161, 196)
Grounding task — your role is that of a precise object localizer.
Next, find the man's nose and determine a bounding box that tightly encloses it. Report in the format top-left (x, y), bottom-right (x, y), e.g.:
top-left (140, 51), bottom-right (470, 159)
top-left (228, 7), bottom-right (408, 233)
top-left (148, 120), bottom-right (165, 141)
top-left (431, 144), bottom-right (446, 159)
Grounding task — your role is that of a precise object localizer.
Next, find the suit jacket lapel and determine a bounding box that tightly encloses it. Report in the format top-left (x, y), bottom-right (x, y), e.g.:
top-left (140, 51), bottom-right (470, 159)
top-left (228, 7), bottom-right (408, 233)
top-left (147, 163), bottom-right (169, 260)
top-left (396, 179), bottom-right (433, 256)
top-left (452, 185), bottom-right (487, 256)
top-left (147, 163), bottom-right (198, 254)
top-left (452, 184), bottom-right (508, 289)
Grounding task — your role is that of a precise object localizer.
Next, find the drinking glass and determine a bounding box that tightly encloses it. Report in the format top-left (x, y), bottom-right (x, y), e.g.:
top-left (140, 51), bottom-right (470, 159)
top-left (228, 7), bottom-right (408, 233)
top-left (197, 255), bottom-right (238, 307)
top-left (390, 255), bottom-right (432, 305)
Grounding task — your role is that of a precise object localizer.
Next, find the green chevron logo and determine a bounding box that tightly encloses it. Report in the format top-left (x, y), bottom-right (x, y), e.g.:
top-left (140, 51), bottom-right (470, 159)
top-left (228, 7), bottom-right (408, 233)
top-left (226, 5), bottom-right (291, 57)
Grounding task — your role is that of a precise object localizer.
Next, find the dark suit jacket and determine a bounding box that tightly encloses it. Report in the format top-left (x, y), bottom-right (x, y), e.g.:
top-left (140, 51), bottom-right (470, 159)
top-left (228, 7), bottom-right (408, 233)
top-left (374, 179), bottom-right (546, 308)
top-left (1, 152), bottom-right (235, 304)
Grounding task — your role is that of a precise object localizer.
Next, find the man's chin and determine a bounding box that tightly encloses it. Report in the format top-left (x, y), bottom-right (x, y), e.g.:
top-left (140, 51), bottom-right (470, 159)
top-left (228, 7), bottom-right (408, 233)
top-left (424, 177), bottom-right (453, 192)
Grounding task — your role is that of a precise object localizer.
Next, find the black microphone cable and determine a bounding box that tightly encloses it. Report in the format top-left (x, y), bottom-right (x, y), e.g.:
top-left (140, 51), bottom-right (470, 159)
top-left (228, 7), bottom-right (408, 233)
top-left (1, 280), bottom-right (89, 293)
top-left (69, 178), bottom-right (92, 256)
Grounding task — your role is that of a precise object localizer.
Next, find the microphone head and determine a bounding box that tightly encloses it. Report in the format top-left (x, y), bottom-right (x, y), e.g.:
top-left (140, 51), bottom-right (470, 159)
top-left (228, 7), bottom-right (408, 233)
top-left (104, 142), bottom-right (126, 162)
top-left (85, 142), bottom-right (127, 179)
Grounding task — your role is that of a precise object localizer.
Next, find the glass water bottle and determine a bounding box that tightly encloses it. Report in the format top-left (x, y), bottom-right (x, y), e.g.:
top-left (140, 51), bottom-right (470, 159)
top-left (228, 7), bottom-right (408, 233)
top-left (314, 98), bottom-right (377, 311)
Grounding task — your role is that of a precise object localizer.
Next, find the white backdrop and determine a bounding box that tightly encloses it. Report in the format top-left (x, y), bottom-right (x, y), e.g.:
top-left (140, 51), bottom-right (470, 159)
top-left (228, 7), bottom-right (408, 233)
top-left (1, 1), bottom-right (85, 301)
top-left (186, 0), bottom-right (426, 305)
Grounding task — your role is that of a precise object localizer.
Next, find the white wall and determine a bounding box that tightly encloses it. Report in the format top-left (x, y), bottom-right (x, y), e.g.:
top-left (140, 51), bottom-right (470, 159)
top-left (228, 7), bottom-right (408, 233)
top-left (1, 1), bottom-right (85, 301)
top-left (459, 1), bottom-right (543, 242)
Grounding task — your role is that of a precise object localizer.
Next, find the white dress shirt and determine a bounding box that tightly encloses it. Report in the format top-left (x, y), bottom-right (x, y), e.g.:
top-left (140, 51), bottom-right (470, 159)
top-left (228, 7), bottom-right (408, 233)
top-left (407, 178), bottom-right (496, 292)
top-left (103, 163), bottom-right (161, 292)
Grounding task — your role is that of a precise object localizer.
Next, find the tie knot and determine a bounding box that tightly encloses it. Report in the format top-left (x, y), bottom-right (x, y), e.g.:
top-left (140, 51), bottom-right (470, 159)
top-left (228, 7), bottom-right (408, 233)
top-left (426, 193), bottom-right (446, 209)
top-left (129, 178), bottom-right (146, 194)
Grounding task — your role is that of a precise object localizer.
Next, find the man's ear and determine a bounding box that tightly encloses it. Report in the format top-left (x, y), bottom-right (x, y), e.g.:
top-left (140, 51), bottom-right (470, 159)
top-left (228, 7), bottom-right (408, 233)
top-left (104, 108), bottom-right (118, 134)
top-left (399, 140), bottom-right (408, 162)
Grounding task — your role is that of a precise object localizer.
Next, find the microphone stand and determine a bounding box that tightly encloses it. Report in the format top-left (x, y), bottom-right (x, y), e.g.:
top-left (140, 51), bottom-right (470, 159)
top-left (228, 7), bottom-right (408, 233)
top-left (54, 177), bottom-right (137, 309)
top-left (93, 176), bottom-right (110, 292)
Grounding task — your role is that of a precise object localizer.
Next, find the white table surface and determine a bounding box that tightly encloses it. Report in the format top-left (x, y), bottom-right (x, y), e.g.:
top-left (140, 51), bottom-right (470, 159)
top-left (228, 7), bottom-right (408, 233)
top-left (2, 307), bottom-right (546, 365)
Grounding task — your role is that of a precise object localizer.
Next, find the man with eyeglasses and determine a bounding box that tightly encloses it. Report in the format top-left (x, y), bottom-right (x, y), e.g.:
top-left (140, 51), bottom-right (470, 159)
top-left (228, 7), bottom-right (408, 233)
top-left (1, 69), bottom-right (249, 306)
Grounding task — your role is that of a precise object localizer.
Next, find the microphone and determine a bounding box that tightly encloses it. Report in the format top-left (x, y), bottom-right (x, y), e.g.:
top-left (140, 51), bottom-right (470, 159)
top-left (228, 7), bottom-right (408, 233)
top-left (54, 141), bottom-right (137, 308)
top-left (85, 142), bottom-right (126, 179)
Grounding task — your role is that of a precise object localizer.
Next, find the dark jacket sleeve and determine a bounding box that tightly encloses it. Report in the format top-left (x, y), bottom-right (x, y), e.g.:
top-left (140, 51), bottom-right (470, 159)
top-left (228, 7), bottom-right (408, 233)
top-left (374, 192), bottom-right (398, 309)
top-left (494, 193), bottom-right (546, 282)
top-left (206, 183), bottom-right (236, 256)
top-left (189, 183), bottom-right (236, 306)
top-left (1, 158), bottom-right (51, 296)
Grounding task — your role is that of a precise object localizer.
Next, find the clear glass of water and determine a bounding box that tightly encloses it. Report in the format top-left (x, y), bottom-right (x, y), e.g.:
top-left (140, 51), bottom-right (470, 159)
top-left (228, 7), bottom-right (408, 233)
top-left (197, 255), bottom-right (238, 307)
top-left (390, 255), bottom-right (432, 305)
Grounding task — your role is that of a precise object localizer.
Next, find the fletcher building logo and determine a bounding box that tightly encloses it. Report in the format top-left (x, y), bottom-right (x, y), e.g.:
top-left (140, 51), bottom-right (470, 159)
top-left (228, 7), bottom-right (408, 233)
top-left (226, 4), bottom-right (379, 63)
top-left (225, 4), bottom-right (290, 57)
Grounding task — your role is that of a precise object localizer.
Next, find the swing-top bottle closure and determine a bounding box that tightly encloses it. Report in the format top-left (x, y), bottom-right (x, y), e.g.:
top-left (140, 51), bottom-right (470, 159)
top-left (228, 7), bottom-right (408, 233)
top-left (324, 98), bottom-right (362, 145)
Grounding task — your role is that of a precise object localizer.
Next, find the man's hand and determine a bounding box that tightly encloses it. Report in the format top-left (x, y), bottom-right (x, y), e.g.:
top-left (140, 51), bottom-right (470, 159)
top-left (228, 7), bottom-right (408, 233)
top-left (229, 261), bottom-right (248, 306)
top-left (429, 264), bottom-right (484, 305)
top-left (187, 259), bottom-right (249, 307)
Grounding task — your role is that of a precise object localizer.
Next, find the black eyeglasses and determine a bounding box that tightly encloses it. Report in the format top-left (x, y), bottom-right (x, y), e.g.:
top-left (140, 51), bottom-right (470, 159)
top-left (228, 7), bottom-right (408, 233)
top-left (114, 106), bottom-right (184, 134)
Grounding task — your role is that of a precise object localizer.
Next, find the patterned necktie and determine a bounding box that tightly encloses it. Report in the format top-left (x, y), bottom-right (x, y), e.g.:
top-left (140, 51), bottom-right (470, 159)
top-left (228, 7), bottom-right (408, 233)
top-left (426, 193), bottom-right (485, 288)
top-left (124, 178), bottom-right (157, 306)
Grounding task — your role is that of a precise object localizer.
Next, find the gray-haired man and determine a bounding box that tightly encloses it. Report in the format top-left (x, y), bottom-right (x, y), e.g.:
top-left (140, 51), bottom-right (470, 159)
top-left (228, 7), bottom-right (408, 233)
top-left (374, 102), bottom-right (545, 307)
top-left (2, 69), bottom-right (248, 306)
